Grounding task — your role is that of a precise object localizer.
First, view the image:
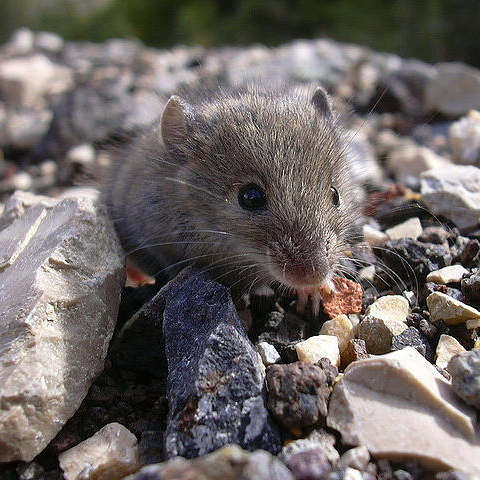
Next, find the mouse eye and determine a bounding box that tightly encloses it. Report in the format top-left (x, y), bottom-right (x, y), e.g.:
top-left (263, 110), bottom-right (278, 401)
top-left (330, 186), bottom-right (340, 207)
top-left (238, 183), bottom-right (267, 211)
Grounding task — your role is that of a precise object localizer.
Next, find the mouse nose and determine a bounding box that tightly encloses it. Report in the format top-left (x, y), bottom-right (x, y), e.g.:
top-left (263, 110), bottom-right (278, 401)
top-left (284, 259), bottom-right (329, 287)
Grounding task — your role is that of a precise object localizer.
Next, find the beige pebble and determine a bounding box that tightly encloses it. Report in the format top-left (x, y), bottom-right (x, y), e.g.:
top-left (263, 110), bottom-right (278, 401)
top-left (364, 295), bottom-right (410, 324)
top-left (436, 334), bottom-right (467, 369)
top-left (427, 291), bottom-right (480, 325)
top-left (385, 217), bottom-right (423, 240)
top-left (295, 335), bottom-right (340, 367)
top-left (426, 264), bottom-right (469, 284)
top-left (319, 314), bottom-right (354, 353)
top-left (356, 316), bottom-right (408, 354)
top-left (362, 224), bottom-right (389, 247)
top-left (466, 318), bottom-right (480, 329)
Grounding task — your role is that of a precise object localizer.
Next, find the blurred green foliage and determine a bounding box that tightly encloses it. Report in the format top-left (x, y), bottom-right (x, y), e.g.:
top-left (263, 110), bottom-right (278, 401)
top-left (1, 0), bottom-right (479, 67)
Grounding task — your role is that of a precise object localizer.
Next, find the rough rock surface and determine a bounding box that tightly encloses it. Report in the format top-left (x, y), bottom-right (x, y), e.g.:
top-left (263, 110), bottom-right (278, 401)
top-left (158, 267), bottom-right (281, 458)
top-left (295, 335), bottom-right (341, 366)
top-left (448, 349), bottom-right (480, 409)
top-left (0, 191), bottom-right (124, 462)
top-left (435, 334), bottom-right (466, 369)
top-left (426, 264), bottom-right (469, 284)
top-left (327, 348), bottom-right (480, 475)
top-left (125, 444), bottom-right (294, 480)
top-left (427, 291), bottom-right (480, 324)
top-left (59, 423), bottom-right (141, 480)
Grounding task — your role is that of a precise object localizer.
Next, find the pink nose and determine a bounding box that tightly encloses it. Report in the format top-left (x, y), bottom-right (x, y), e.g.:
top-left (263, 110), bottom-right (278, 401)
top-left (285, 266), bottom-right (323, 286)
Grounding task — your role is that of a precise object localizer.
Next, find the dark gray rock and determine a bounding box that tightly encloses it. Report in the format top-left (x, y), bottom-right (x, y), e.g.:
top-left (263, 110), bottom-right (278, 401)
top-left (461, 274), bottom-right (480, 303)
top-left (391, 326), bottom-right (434, 361)
top-left (447, 349), bottom-right (480, 409)
top-left (159, 267), bottom-right (281, 458)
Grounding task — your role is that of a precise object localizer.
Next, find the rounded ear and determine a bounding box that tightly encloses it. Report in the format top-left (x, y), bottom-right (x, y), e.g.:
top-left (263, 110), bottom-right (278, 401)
top-left (311, 86), bottom-right (334, 120)
top-left (161, 95), bottom-right (195, 155)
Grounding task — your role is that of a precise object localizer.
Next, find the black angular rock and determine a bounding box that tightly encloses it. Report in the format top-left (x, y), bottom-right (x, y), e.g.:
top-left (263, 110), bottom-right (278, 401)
top-left (159, 267), bottom-right (281, 458)
top-left (391, 326), bottom-right (434, 361)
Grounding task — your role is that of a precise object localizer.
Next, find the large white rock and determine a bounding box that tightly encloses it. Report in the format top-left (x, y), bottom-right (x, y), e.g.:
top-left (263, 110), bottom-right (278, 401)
top-left (327, 348), bottom-right (480, 475)
top-left (420, 165), bottom-right (480, 230)
top-left (59, 423), bottom-right (141, 480)
top-left (0, 191), bottom-right (125, 462)
top-left (449, 110), bottom-right (480, 167)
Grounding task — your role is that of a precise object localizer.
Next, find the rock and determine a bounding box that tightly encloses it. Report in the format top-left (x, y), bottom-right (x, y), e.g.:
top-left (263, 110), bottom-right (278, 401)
top-left (257, 341), bottom-right (281, 366)
top-left (391, 326), bottom-right (433, 360)
top-left (337, 446), bottom-right (370, 471)
top-left (66, 144), bottom-right (96, 167)
top-left (435, 334), bottom-right (467, 369)
top-left (0, 192), bottom-right (124, 462)
top-left (36, 31), bottom-right (64, 53)
top-left (362, 224), bottom-right (389, 247)
top-left (387, 145), bottom-right (451, 186)
top-left (295, 335), bottom-right (340, 366)
top-left (280, 428), bottom-right (340, 466)
top-left (0, 54), bottom-right (72, 108)
top-left (448, 349), bottom-right (480, 409)
top-left (420, 165), bottom-right (480, 231)
top-left (341, 339), bottom-right (369, 369)
top-left (124, 444), bottom-right (294, 480)
top-left (327, 348), bottom-right (480, 475)
top-left (462, 274), bottom-right (480, 302)
top-left (427, 63), bottom-right (480, 117)
top-left (58, 423), bottom-right (141, 480)
top-left (138, 431), bottom-right (164, 465)
top-left (460, 239), bottom-right (480, 267)
top-left (418, 226), bottom-right (452, 245)
top-left (321, 278), bottom-right (363, 319)
top-left (382, 238), bottom-right (453, 281)
top-left (357, 316), bottom-right (408, 354)
top-left (159, 267), bottom-right (281, 458)
top-left (282, 447), bottom-right (332, 480)
top-left (427, 291), bottom-right (480, 325)
top-left (266, 362), bottom-right (331, 430)
top-left (385, 217), bottom-right (423, 240)
top-left (364, 295), bottom-right (410, 323)
top-left (426, 265), bottom-right (469, 284)
top-left (319, 314), bottom-right (354, 353)
top-left (449, 110), bottom-right (480, 167)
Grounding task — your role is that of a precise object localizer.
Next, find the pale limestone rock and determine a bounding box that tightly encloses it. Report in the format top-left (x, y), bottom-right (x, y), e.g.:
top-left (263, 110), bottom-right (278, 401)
top-left (362, 224), bottom-right (389, 247)
top-left (356, 316), bottom-right (408, 354)
top-left (341, 468), bottom-right (364, 480)
top-left (435, 334), bottom-right (467, 369)
top-left (426, 264), bottom-right (469, 284)
top-left (387, 145), bottom-right (451, 185)
top-left (0, 192), bottom-right (125, 462)
top-left (295, 335), bottom-right (340, 367)
top-left (364, 295), bottom-right (410, 324)
top-left (427, 291), bottom-right (480, 325)
top-left (257, 341), bottom-right (281, 366)
top-left (66, 144), bottom-right (96, 167)
top-left (358, 265), bottom-right (376, 282)
top-left (385, 217), bottom-right (423, 240)
top-left (420, 165), bottom-right (480, 230)
top-left (450, 110), bottom-right (480, 166)
top-left (319, 314), bottom-right (354, 353)
top-left (59, 423), bottom-right (141, 480)
top-left (0, 54), bottom-right (72, 108)
top-left (337, 445), bottom-right (370, 470)
top-left (466, 319), bottom-right (480, 329)
top-left (327, 348), bottom-right (480, 475)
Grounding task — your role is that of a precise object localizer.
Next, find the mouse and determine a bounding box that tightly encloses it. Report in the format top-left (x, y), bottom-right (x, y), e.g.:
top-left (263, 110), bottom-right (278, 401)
top-left (103, 85), bottom-right (362, 316)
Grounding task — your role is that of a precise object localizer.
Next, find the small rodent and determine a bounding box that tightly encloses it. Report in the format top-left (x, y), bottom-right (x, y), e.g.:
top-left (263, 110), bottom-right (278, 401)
top-left (104, 85), bottom-right (361, 315)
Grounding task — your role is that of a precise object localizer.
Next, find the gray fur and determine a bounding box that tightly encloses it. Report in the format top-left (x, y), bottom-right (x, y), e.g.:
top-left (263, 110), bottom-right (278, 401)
top-left (103, 86), bottom-right (361, 297)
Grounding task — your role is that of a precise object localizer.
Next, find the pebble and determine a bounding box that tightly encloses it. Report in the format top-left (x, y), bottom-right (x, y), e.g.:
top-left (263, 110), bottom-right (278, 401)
top-left (319, 314), bottom-right (354, 353)
top-left (357, 315), bottom-right (408, 354)
top-left (426, 264), bottom-right (469, 284)
top-left (341, 339), bottom-right (369, 369)
top-left (59, 423), bottom-right (141, 480)
top-left (125, 444), bottom-right (294, 480)
top-left (327, 348), bottom-right (480, 475)
top-left (427, 291), bottom-right (480, 324)
top-left (66, 143), bottom-right (96, 167)
top-left (461, 274), bottom-right (480, 302)
top-left (392, 326), bottom-right (433, 360)
top-left (295, 335), bottom-right (341, 366)
top-left (386, 217), bottom-right (423, 241)
top-left (387, 145), bottom-right (451, 185)
top-left (282, 448), bottom-right (332, 480)
top-left (321, 277), bottom-right (364, 319)
top-left (363, 224), bottom-right (389, 247)
top-left (448, 349), bottom-right (480, 409)
top-left (449, 109), bottom-right (480, 167)
top-left (257, 341), bottom-right (281, 366)
top-left (420, 165), bottom-right (480, 231)
top-left (0, 192), bottom-right (124, 462)
top-left (435, 334), bottom-right (467, 369)
top-left (364, 294), bottom-right (410, 323)
top-left (337, 446), bottom-right (370, 470)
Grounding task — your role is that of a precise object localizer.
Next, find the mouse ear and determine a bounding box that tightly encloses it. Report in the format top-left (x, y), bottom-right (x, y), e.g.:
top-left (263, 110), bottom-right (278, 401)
top-left (311, 86), bottom-right (334, 120)
top-left (161, 95), bottom-right (195, 156)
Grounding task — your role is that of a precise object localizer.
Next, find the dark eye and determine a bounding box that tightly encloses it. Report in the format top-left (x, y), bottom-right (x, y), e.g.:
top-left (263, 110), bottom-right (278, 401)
top-left (330, 186), bottom-right (340, 207)
top-left (238, 183), bottom-right (267, 211)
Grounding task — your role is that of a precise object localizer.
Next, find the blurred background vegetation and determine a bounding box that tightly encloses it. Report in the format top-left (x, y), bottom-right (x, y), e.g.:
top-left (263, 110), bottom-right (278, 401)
top-left (1, 0), bottom-right (479, 67)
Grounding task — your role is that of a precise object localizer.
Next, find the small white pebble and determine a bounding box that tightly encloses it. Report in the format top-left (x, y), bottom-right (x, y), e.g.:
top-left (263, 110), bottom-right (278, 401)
top-left (295, 335), bottom-right (340, 366)
top-left (319, 314), bottom-right (354, 353)
top-left (436, 334), bottom-right (466, 369)
top-left (426, 264), bottom-right (469, 284)
top-left (362, 224), bottom-right (389, 247)
top-left (257, 341), bottom-right (281, 366)
top-left (11, 171), bottom-right (32, 191)
top-left (385, 217), bottom-right (423, 240)
top-left (358, 265), bottom-right (376, 282)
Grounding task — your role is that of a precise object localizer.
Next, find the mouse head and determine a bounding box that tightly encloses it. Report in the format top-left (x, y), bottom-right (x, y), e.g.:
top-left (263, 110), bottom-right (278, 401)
top-left (160, 86), bottom-right (361, 293)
